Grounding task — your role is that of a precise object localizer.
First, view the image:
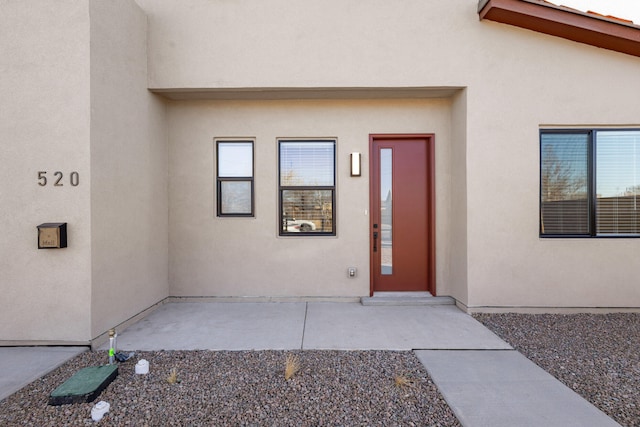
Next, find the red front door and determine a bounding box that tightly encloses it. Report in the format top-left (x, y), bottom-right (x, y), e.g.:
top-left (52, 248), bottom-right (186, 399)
top-left (369, 134), bottom-right (435, 295)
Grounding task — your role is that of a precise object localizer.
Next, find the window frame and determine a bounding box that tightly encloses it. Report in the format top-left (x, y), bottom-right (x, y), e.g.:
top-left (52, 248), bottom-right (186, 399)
top-left (215, 139), bottom-right (255, 217)
top-left (278, 139), bottom-right (337, 236)
top-left (540, 128), bottom-right (640, 238)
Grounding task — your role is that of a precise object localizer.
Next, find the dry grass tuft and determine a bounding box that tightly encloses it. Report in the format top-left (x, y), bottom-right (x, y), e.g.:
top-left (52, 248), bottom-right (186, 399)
top-left (284, 354), bottom-right (300, 380)
top-left (167, 368), bottom-right (179, 384)
top-left (394, 374), bottom-right (414, 388)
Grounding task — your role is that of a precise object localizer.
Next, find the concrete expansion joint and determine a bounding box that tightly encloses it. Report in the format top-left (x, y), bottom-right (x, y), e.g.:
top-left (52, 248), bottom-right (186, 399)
top-left (300, 302), bottom-right (309, 350)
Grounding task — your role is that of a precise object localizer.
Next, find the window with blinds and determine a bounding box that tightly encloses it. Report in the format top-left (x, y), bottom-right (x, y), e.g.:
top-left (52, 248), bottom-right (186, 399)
top-left (278, 140), bottom-right (336, 235)
top-left (596, 131), bottom-right (640, 235)
top-left (540, 132), bottom-right (590, 235)
top-left (216, 140), bottom-right (254, 216)
top-left (540, 130), bottom-right (640, 237)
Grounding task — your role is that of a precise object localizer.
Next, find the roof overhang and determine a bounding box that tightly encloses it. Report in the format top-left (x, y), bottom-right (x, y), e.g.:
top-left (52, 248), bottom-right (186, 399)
top-left (150, 87), bottom-right (463, 101)
top-left (478, 0), bottom-right (640, 58)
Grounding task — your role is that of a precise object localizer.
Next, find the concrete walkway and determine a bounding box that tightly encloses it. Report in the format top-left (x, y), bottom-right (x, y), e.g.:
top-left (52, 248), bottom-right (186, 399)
top-left (0, 302), bottom-right (620, 426)
top-left (0, 346), bottom-right (86, 401)
top-left (416, 350), bottom-right (619, 427)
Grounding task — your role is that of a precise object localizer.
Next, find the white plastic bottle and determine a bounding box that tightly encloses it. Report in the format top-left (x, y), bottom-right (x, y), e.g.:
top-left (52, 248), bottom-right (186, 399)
top-left (108, 329), bottom-right (117, 364)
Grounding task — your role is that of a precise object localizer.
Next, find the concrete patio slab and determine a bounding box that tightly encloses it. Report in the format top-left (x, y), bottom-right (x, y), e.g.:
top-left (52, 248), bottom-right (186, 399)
top-left (107, 302), bottom-right (307, 350)
top-left (302, 303), bottom-right (512, 350)
top-left (3, 302), bottom-right (618, 427)
top-left (0, 346), bottom-right (87, 401)
top-left (415, 350), bottom-right (620, 427)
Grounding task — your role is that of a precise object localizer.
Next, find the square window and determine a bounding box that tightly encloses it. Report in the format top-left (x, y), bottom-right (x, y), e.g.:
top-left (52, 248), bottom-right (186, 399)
top-left (279, 140), bottom-right (336, 235)
top-left (216, 140), bottom-right (254, 217)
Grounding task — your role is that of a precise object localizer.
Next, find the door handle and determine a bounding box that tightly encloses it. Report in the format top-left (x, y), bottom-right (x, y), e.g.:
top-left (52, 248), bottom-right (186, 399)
top-left (373, 231), bottom-right (379, 252)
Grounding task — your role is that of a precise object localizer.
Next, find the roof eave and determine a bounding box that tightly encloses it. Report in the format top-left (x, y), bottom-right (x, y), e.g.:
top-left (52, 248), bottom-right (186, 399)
top-left (478, 0), bottom-right (640, 58)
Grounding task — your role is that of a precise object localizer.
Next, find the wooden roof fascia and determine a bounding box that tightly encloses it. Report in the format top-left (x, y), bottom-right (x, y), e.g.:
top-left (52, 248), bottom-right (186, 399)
top-left (478, 0), bottom-right (640, 58)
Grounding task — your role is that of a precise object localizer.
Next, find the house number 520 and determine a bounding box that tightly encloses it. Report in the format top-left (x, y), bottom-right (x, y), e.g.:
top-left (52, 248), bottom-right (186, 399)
top-left (38, 171), bottom-right (80, 187)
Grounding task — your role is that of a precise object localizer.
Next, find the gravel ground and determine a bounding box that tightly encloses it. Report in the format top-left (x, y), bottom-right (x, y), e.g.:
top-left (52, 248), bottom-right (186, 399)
top-left (0, 350), bottom-right (461, 426)
top-left (474, 313), bottom-right (640, 427)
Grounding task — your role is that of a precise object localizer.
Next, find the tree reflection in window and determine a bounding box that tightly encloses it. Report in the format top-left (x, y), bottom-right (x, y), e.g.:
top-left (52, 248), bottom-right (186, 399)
top-left (540, 130), bottom-right (640, 236)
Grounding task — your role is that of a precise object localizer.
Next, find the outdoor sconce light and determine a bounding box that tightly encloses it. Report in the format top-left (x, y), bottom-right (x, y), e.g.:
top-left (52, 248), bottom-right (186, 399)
top-left (350, 152), bottom-right (361, 177)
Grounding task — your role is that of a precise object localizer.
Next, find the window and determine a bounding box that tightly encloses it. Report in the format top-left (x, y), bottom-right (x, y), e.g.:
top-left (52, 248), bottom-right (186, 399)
top-left (216, 140), bottom-right (254, 216)
top-left (278, 139), bottom-right (336, 235)
top-left (540, 130), bottom-right (640, 237)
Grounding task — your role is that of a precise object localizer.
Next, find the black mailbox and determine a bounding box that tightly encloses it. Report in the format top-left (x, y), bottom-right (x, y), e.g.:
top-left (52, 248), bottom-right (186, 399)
top-left (37, 223), bottom-right (67, 249)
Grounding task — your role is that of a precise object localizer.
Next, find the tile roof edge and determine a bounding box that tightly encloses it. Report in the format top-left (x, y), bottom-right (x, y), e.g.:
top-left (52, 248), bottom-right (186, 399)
top-left (478, 0), bottom-right (640, 58)
top-left (519, 0), bottom-right (639, 28)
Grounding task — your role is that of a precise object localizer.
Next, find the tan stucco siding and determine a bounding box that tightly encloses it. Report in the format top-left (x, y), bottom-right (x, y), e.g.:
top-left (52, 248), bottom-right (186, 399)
top-left (449, 90), bottom-right (469, 306)
top-left (464, 22), bottom-right (640, 308)
top-left (137, 0), bottom-right (478, 90)
top-left (89, 0), bottom-right (169, 338)
top-left (3, 0), bottom-right (640, 347)
top-left (140, 0), bottom-right (640, 308)
top-left (168, 99), bottom-right (453, 297)
top-left (139, 0), bottom-right (640, 308)
top-left (0, 1), bottom-right (92, 341)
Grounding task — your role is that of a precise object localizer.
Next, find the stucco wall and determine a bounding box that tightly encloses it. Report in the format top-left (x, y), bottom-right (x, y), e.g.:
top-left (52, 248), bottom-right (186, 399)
top-left (0, 0), bottom-right (170, 344)
top-left (464, 22), bottom-right (640, 309)
top-left (0, 1), bottom-right (92, 342)
top-left (137, 0), bottom-right (640, 308)
top-left (131, 0), bottom-right (640, 309)
top-left (138, 0), bottom-right (476, 90)
top-left (449, 90), bottom-right (469, 306)
top-left (89, 0), bottom-right (169, 338)
top-left (3, 0), bottom-right (640, 331)
top-left (168, 98), bottom-right (453, 297)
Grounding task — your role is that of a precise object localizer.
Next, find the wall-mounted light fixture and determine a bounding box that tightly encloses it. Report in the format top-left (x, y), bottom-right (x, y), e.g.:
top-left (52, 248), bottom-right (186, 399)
top-left (350, 152), bottom-right (361, 177)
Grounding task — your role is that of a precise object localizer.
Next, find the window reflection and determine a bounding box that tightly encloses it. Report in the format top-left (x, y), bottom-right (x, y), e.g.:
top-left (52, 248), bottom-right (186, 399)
top-left (279, 140), bottom-right (336, 235)
top-left (282, 190), bottom-right (333, 233)
top-left (381, 148), bottom-right (392, 274)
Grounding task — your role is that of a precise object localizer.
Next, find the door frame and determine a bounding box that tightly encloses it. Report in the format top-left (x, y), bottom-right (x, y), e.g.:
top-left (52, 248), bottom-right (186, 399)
top-left (369, 134), bottom-right (436, 296)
